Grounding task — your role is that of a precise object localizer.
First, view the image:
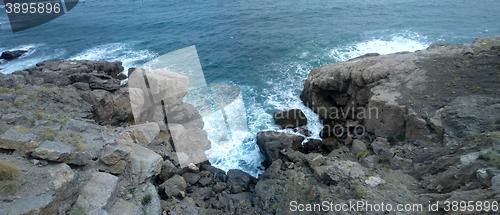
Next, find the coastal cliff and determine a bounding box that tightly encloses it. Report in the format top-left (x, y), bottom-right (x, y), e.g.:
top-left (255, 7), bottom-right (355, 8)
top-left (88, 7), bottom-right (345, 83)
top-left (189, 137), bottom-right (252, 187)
top-left (1, 35), bottom-right (500, 215)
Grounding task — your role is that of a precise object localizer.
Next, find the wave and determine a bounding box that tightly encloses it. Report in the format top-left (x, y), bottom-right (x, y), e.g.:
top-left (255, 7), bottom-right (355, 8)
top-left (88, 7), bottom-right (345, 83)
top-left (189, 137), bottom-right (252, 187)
top-left (70, 42), bottom-right (157, 71)
top-left (0, 44), bottom-right (65, 74)
top-left (329, 32), bottom-right (431, 62)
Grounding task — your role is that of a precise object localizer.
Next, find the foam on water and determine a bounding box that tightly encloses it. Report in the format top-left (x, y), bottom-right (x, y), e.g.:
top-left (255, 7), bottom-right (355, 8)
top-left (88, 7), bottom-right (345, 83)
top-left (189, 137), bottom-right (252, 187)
top-left (71, 43), bottom-right (157, 71)
top-left (329, 32), bottom-right (430, 62)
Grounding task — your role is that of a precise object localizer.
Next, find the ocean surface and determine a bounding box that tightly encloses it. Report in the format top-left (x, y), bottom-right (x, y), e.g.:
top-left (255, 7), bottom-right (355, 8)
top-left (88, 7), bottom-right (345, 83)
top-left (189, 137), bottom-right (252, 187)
top-left (1, 0), bottom-right (499, 177)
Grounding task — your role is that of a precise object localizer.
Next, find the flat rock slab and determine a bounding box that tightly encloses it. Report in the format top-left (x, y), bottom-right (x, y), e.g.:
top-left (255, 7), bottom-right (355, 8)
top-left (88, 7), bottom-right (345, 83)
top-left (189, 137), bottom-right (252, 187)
top-left (76, 172), bottom-right (119, 212)
top-left (0, 129), bottom-right (35, 150)
top-left (118, 138), bottom-right (162, 183)
top-left (125, 122), bottom-right (160, 145)
top-left (32, 141), bottom-right (89, 165)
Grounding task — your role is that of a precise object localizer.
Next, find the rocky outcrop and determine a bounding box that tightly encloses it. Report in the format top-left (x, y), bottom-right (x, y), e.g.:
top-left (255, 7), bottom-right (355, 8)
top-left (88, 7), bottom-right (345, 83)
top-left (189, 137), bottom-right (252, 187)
top-left (301, 35), bottom-right (500, 144)
top-left (0, 50), bottom-right (27, 60)
top-left (256, 131), bottom-right (305, 166)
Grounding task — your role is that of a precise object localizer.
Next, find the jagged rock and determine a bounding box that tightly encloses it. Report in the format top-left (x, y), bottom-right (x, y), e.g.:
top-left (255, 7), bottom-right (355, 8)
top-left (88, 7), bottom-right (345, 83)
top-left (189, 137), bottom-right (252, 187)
top-left (201, 164), bottom-right (227, 182)
top-left (109, 199), bottom-right (143, 215)
top-left (0, 129), bottom-right (35, 150)
top-left (32, 141), bottom-right (89, 165)
top-left (198, 171), bottom-right (213, 186)
top-left (80, 88), bottom-right (133, 126)
top-left (99, 145), bottom-right (130, 174)
top-left (75, 172), bottom-right (119, 213)
top-left (227, 169), bottom-right (254, 190)
top-left (256, 131), bottom-right (305, 166)
top-left (125, 122), bottom-right (160, 145)
top-left (182, 172), bottom-right (201, 185)
top-left (0, 50), bottom-right (27, 59)
top-left (159, 159), bottom-right (179, 182)
top-left (117, 138), bottom-right (162, 183)
top-left (160, 174), bottom-right (187, 199)
top-left (273, 109), bottom-right (307, 129)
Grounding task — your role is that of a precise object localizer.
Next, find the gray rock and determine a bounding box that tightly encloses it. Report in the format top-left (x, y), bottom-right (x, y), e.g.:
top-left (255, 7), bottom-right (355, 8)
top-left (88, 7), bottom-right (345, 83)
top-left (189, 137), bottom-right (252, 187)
top-left (371, 137), bottom-right (393, 159)
top-left (390, 155), bottom-right (413, 170)
top-left (159, 174), bottom-right (187, 198)
top-left (75, 172), bottom-right (119, 213)
top-left (273, 109), bottom-right (307, 129)
top-left (80, 88), bottom-right (133, 126)
top-left (109, 199), bottom-right (143, 215)
top-left (1, 112), bottom-right (28, 125)
top-left (256, 131), bottom-right (305, 166)
top-left (0, 129), bottom-right (35, 150)
top-left (99, 145), bottom-right (130, 174)
top-left (117, 138), bottom-right (162, 183)
top-left (32, 141), bottom-right (89, 165)
top-left (72, 82), bottom-right (91, 91)
top-left (125, 122), bottom-right (160, 145)
top-left (227, 169), bottom-right (254, 190)
top-left (351, 139), bottom-right (368, 155)
top-left (143, 182), bottom-right (162, 215)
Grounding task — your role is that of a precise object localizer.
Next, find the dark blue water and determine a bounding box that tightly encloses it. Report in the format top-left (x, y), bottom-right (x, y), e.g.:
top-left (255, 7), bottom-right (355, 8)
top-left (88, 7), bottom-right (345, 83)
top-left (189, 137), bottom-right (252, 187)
top-left (1, 0), bottom-right (499, 176)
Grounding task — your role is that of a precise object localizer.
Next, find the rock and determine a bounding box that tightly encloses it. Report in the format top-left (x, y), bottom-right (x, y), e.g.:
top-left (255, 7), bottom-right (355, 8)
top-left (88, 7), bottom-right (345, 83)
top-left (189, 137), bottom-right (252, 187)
top-left (117, 138), bottom-right (162, 183)
top-left (99, 145), bottom-right (130, 174)
top-left (365, 176), bottom-right (385, 187)
top-left (159, 174), bottom-right (187, 199)
top-left (319, 137), bottom-right (338, 152)
top-left (109, 199), bottom-right (143, 215)
top-left (167, 123), bottom-right (210, 167)
top-left (72, 82), bottom-right (91, 91)
top-left (227, 169), bottom-right (254, 190)
top-left (125, 122), bottom-right (160, 145)
top-left (324, 160), bottom-right (366, 184)
top-left (80, 88), bottom-right (133, 126)
top-left (0, 73), bottom-right (26, 88)
top-left (89, 73), bottom-right (121, 91)
top-left (0, 129), bottom-right (35, 150)
top-left (145, 69), bottom-right (190, 107)
top-left (371, 137), bottom-right (393, 159)
top-left (256, 131), bottom-right (305, 166)
top-left (301, 138), bottom-right (321, 153)
top-left (351, 139), bottom-right (368, 155)
top-left (201, 164), bottom-right (227, 182)
top-left (390, 156), bottom-right (413, 170)
top-left (75, 172), bottom-right (119, 213)
top-left (198, 170), bottom-right (213, 186)
top-left (182, 172), bottom-right (201, 185)
top-left (159, 159), bottom-right (179, 182)
top-left (143, 182), bottom-right (162, 215)
top-left (212, 182), bottom-right (227, 193)
top-left (273, 109), bottom-right (307, 129)
top-left (32, 141), bottom-right (89, 165)
top-left (0, 50), bottom-right (27, 59)
top-left (1, 112), bottom-right (28, 125)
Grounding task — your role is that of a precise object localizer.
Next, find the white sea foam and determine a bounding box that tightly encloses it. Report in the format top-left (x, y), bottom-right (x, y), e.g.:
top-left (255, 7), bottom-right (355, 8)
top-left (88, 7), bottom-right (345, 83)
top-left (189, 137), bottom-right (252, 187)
top-left (0, 44), bottom-right (65, 74)
top-left (71, 43), bottom-right (157, 71)
top-left (329, 32), bottom-right (430, 62)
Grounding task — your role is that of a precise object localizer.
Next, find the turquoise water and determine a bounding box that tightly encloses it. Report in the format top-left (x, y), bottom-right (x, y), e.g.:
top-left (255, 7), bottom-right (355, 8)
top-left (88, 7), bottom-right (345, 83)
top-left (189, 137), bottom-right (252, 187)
top-left (1, 0), bottom-right (499, 176)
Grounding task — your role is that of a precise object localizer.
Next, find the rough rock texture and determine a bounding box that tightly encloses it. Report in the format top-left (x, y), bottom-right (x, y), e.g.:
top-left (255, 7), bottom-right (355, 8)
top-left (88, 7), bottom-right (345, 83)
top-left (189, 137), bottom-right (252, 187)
top-left (301, 35), bottom-right (500, 143)
top-left (273, 109), bottom-right (307, 129)
top-left (75, 172), bottom-right (119, 213)
top-left (256, 131), bottom-right (305, 166)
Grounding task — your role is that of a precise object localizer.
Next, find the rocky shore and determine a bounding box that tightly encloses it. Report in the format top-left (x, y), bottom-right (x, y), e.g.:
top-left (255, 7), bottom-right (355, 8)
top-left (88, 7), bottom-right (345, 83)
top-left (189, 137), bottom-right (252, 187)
top-left (0, 35), bottom-right (499, 215)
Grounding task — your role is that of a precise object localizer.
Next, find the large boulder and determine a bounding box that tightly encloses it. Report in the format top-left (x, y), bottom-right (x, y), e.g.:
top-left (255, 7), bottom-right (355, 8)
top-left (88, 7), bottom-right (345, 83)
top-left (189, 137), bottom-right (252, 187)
top-left (0, 129), bottom-right (36, 150)
top-left (117, 137), bottom-right (162, 183)
top-left (256, 131), bottom-right (305, 166)
top-left (32, 141), bottom-right (90, 166)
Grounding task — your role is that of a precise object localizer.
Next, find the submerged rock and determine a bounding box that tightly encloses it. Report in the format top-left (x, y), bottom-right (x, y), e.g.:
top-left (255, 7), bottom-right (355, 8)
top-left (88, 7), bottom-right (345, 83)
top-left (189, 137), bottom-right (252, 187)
top-left (0, 50), bottom-right (27, 60)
